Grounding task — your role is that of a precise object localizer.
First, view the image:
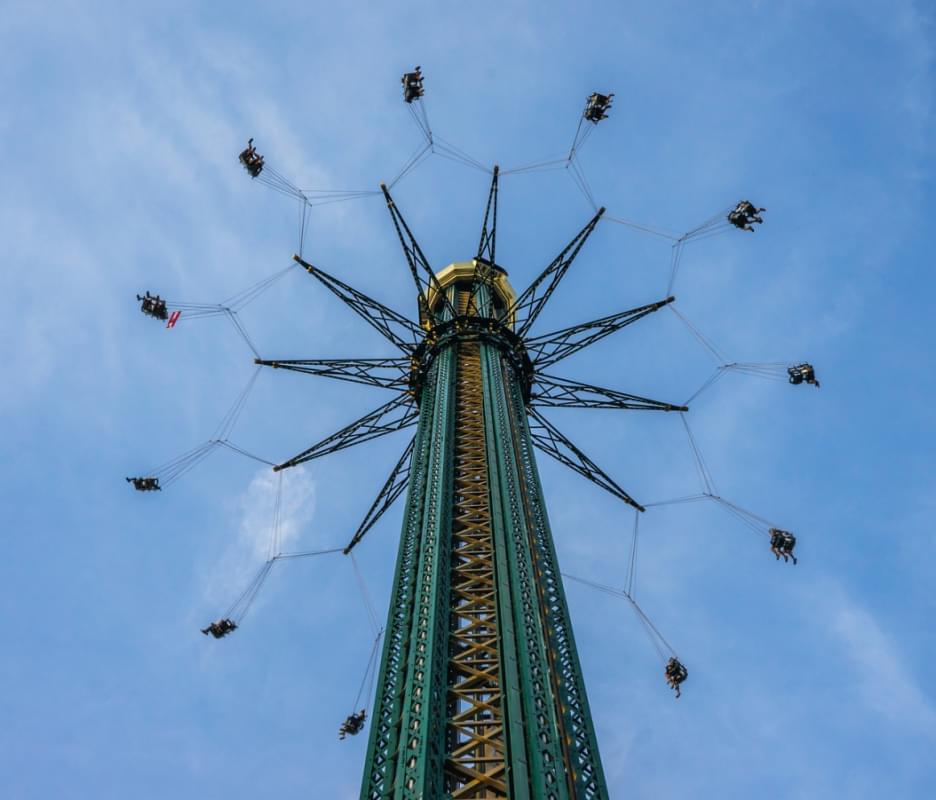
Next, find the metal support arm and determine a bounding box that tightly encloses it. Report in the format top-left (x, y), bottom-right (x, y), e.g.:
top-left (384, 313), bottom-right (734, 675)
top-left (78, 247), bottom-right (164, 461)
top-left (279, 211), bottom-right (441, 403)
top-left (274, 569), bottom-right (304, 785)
top-left (343, 436), bottom-right (415, 553)
top-left (468, 165), bottom-right (500, 310)
top-left (525, 296), bottom-right (675, 368)
top-left (254, 357), bottom-right (409, 390)
top-left (380, 183), bottom-right (458, 323)
top-left (476, 165), bottom-right (499, 266)
top-left (526, 407), bottom-right (645, 511)
top-left (293, 255), bottom-right (421, 352)
top-left (531, 373), bottom-right (687, 411)
top-left (509, 207), bottom-right (605, 337)
top-left (273, 393), bottom-right (418, 471)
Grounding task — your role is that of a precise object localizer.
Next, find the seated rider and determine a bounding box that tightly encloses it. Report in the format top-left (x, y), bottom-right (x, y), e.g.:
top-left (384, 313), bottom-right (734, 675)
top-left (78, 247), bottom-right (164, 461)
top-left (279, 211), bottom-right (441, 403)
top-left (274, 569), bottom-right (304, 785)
top-left (239, 137), bottom-right (256, 163)
top-left (339, 709), bottom-right (367, 739)
top-left (728, 200), bottom-right (766, 231)
top-left (584, 92), bottom-right (614, 123)
top-left (770, 527), bottom-right (785, 558)
top-left (664, 657), bottom-right (688, 698)
top-left (402, 67), bottom-right (424, 103)
top-left (201, 618), bottom-right (238, 638)
top-left (728, 209), bottom-right (754, 231)
top-left (769, 528), bottom-right (798, 564)
top-left (803, 364), bottom-right (819, 387)
top-left (239, 138), bottom-right (264, 177)
top-left (788, 363), bottom-right (819, 388)
top-left (137, 292), bottom-right (168, 320)
top-left (126, 476), bottom-right (161, 491)
top-left (737, 200), bottom-right (766, 223)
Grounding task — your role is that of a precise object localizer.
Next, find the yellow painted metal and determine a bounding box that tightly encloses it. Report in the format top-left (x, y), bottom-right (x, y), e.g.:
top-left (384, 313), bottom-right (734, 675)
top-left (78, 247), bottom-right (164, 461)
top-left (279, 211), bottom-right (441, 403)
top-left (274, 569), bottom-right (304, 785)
top-left (445, 338), bottom-right (508, 797)
top-left (423, 260), bottom-right (517, 330)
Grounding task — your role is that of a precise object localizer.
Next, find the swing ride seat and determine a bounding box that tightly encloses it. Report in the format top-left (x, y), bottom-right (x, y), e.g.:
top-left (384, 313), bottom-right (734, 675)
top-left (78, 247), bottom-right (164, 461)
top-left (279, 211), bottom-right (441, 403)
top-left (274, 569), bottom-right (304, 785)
top-left (584, 92), bottom-right (614, 123)
top-left (401, 67), bottom-right (424, 103)
top-left (138, 293), bottom-right (169, 320)
top-left (340, 710), bottom-right (366, 739)
top-left (788, 363), bottom-right (817, 385)
top-left (665, 658), bottom-right (688, 686)
top-left (728, 210), bottom-right (746, 228)
top-left (769, 528), bottom-right (796, 555)
top-left (127, 476), bottom-right (161, 492)
top-left (202, 618), bottom-right (238, 639)
top-left (239, 139), bottom-right (265, 178)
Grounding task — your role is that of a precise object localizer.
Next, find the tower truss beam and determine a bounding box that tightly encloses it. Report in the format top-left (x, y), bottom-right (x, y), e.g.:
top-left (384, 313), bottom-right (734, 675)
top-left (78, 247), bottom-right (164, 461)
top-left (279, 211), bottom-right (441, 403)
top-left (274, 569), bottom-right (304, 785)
top-left (527, 407), bottom-right (645, 512)
top-left (531, 373), bottom-right (688, 412)
top-left (443, 341), bottom-right (509, 796)
top-left (476, 165), bottom-right (499, 265)
top-left (273, 393), bottom-right (418, 472)
top-left (255, 357), bottom-right (410, 390)
top-left (380, 183), bottom-right (459, 324)
top-left (467, 166), bottom-right (500, 313)
top-left (360, 357), bottom-right (451, 799)
top-left (293, 255), bottom-right (421, 352)
top-left (505, 368), bottom-right (610, 797)
top-left (509, 207), bottom-right (605, 338)
top-left (344, 437), bottom-right (416, 554)
top-left (525, 296), bottom-right (675, 368)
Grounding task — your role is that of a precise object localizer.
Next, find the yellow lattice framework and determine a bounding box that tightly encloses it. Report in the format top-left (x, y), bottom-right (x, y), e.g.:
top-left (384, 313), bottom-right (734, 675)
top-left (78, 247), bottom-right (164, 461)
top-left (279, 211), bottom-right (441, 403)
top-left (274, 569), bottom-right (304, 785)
top-left (444, 320), bottom-right (508, 797)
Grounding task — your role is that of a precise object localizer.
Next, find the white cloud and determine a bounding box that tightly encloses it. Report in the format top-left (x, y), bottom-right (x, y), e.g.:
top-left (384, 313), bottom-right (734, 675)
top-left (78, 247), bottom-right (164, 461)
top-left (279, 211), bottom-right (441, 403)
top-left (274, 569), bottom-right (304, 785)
top-left (199, 465), bottom-right (317, 614)
top-left (818, 581), bottom-right (936, 736)
top-left (238, 465), bottom-right (317, 558)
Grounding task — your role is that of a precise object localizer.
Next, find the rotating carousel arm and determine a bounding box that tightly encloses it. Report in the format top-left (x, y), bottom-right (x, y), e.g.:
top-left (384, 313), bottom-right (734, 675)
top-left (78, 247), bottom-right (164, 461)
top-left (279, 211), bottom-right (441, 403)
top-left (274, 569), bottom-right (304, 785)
top-left (531, 374), bottom-right (687, 412)
top-left (255, 357), bottom-right (410, 390)
top-left (380, 184), bottom-right (458, 324)
top-left (343, 436), bottom-right (415, 554)
top-left (527, 407), bottom-right (645, 511)
top-left (525, 296), bottom-right (674, 368)
top-left (273, 393), bottom-right (418, 471)
top-left (293, 255), bottom-right (421, 352)
top-left (509, 207), bottom-right (605, 338)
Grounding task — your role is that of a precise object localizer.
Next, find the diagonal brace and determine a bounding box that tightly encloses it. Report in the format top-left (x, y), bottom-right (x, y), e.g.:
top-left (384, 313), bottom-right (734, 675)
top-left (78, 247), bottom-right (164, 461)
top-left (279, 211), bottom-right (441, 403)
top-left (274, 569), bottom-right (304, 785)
top-left (255, 357), bottom-right (410, 390)
top-left (343, 436), bottom-right (415, 553)
top-left (475, 165), bottom-right (499, 266)
top-left (293, 255), bottom-right (421, 352)
top-left (467, 166), bottom-right (500, 312)
top-left (509, 207), bottom-right (605, 337)
top-left (527, 407), bottom-right (645, 511)
top-left (531, 374), bottom-right (687, 411)
top-left (274, 393), bottom-right (418, 471)
top-left (380, 183), bottom-right (458, 324)
top-left (525, 296), bottom-right (674, 368)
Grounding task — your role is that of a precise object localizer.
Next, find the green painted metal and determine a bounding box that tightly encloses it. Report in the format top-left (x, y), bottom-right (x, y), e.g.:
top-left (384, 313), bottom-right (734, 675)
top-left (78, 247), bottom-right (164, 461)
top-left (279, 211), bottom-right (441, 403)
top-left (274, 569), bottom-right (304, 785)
top-left (481, 341), bottom-right (571, 799)
top-left (481, 351), bottom-right (532, 800)
top-left (505, 366), bottom-right (609, 798)
top-left (392, 341), bottom-right (455, 797)
top-left (360, 279), bottom-right (608, 799)
top-left (359, 356), bottom-right (441, 798)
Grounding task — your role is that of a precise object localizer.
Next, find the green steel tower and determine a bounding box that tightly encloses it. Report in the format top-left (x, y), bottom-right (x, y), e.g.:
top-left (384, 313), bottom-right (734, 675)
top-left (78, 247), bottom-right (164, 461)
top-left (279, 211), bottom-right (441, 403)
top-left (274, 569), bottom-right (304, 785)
top-left (265, 170), bottom-right (681, 799)
top-left (360, 269), bottom-right (609, 796)
top-left (361, 183), bottom-right (610, 799)
top-left (139, 83), bottom-right (803, 800)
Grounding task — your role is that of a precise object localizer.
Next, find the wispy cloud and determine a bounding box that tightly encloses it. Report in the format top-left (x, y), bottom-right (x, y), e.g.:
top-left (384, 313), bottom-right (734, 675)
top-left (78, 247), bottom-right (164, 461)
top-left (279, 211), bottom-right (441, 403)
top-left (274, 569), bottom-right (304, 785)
top-left (238, 465), bottom-right (317, 559)
top-left (200, 465), bottom-right (317, 612)
top-left (820, 581), bottom-right (936, 736)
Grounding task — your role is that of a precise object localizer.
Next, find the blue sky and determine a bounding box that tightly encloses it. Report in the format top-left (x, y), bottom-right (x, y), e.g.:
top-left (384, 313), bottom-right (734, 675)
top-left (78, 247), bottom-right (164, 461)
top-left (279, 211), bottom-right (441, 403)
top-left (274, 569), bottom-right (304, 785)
top-left (2, 1), bottom-right (934, 798)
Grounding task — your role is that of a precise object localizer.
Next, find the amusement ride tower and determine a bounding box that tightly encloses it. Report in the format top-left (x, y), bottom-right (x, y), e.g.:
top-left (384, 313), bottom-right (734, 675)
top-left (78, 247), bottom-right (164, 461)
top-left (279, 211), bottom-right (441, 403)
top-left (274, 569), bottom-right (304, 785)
top-left (261, 173), bottom-right (680, 798)
top-left (358, 192), bottom-right (607, 798)
top-left (132, 77), bottom-right (809, 800)
top-left (332, 176), bottom-right (674, 800)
